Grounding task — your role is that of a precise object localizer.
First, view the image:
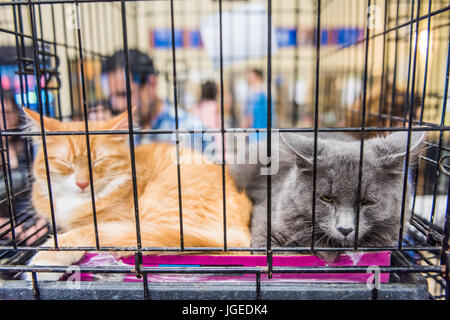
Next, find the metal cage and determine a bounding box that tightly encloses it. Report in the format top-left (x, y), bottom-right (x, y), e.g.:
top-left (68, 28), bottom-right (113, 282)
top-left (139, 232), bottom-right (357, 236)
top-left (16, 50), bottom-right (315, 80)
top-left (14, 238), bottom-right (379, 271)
top-left (0, 0), bottom-right (448, 300)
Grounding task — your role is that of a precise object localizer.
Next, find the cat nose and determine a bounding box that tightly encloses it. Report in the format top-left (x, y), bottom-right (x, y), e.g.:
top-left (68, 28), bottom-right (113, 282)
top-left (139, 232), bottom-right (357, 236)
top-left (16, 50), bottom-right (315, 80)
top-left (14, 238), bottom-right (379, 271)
top-left (76, 181), bottom-right (89, 190)
top-left (337, 227), bottom-right (353, 237)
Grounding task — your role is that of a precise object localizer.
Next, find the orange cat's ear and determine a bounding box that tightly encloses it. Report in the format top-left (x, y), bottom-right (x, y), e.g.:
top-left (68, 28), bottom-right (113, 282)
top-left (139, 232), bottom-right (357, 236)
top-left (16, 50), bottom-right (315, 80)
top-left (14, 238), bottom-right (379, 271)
top-left (22, 107), bottom-right (62, 132)
top-left (106, 107), bottom-right (137, 131)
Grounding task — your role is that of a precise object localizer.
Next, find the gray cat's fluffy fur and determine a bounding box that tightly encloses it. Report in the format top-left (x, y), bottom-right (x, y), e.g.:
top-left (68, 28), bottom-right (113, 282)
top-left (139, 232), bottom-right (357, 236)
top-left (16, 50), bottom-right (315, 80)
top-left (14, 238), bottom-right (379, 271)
top-left (229, 131), bottom-right (425, 262)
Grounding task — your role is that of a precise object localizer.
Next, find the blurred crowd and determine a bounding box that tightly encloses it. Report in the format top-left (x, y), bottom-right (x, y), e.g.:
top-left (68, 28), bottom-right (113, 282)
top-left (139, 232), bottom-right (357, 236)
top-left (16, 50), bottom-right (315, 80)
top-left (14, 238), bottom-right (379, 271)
top-left (87, 49), bottom-right (274, 154)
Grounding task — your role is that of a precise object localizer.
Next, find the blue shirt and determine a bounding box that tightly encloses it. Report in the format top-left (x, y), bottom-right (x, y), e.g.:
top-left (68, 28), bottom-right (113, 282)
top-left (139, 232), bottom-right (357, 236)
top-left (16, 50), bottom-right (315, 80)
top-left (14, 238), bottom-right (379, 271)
top-left (139, 101), bottom-right (212, 153)
top-left (246, 92), bottom-right (275, 142)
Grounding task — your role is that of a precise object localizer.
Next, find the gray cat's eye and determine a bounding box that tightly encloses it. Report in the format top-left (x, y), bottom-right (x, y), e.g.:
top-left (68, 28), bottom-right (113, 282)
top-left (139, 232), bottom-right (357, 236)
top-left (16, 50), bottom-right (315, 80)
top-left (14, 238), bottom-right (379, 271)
top-left (320, 195), bottom-right (333, 203)
top-left (360, 199), bottom-right (375, 206)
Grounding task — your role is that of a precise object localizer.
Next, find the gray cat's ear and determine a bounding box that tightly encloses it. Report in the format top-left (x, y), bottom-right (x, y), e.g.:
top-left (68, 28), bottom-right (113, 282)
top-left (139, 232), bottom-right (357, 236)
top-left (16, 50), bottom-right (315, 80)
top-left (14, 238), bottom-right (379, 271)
top-left (370, 131), bottom-right (425, 171)
top-left (280, 132), bottom-right (323, 169)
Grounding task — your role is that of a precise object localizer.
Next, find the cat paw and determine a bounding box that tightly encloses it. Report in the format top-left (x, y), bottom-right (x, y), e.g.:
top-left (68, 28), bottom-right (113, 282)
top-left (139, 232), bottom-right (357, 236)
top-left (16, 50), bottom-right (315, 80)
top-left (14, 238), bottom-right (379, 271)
top-left (316, 251), bottom-right (341, 264)
top-left (24, 254), bottom-right (65, 282)
top-left (23, 270), bottom-right (64, 282)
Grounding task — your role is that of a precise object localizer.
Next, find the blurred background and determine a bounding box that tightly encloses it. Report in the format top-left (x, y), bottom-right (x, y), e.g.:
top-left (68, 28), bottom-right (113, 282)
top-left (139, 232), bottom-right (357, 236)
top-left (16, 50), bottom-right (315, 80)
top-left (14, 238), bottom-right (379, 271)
top-left (0, 0), bottom-right (447, 129)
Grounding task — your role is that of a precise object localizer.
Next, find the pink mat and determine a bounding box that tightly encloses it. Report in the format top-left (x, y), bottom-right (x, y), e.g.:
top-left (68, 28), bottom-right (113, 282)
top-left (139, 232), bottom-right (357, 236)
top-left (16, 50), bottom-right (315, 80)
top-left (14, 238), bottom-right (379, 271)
top-left (71, 251), bottom-right (391, 283)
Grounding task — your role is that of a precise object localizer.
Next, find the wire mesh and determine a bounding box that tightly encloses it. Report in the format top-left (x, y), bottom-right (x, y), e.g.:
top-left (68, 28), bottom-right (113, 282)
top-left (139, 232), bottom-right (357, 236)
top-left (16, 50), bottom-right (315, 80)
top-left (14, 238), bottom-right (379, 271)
top-left (0, 0), bottom-right (448, 300)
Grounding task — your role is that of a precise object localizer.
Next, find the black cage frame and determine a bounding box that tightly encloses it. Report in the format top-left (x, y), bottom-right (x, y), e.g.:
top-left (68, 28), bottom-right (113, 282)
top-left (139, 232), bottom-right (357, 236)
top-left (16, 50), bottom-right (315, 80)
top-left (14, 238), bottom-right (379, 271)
top-left (0, 0), bottom-right (448, 300)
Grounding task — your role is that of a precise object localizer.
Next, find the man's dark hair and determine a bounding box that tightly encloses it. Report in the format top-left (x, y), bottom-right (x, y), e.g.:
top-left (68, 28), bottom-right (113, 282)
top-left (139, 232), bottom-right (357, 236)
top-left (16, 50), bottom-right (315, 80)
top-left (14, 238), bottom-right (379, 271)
top-left (201, 80), bottom-right (217, 101)
top-left (101, 49), bottom-right (157, 85)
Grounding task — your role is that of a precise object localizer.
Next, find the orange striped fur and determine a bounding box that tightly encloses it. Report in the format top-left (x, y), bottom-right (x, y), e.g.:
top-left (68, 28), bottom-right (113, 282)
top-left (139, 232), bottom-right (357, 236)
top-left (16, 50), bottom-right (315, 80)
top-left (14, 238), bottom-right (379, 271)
top-left (23, 108), bottom-right (252, 280)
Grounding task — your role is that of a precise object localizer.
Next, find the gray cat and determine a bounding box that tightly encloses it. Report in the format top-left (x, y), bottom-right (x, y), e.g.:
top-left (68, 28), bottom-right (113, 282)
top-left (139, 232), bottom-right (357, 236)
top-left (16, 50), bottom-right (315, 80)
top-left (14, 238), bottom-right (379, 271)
top-left (229, 131), bottom-right (425, 262)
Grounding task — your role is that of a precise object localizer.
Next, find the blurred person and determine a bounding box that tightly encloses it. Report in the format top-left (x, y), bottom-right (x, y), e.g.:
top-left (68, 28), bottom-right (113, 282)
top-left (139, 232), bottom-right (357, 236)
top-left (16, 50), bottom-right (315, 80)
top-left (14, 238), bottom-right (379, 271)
top-left (101, 49), bottom-right (210, 152)
top-left (194, 80), bottom-right (220, 129)
top-left (0, 90), bottom-right (26, 169)
top-left (193, 81), bottom-right (222, 155)
top-left (243, 68), bottom-right (275, 141)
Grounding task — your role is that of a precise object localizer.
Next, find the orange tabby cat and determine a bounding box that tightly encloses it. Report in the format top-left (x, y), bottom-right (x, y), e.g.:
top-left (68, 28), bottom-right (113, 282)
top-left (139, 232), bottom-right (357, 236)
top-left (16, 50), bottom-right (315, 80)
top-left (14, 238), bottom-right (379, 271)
top-left (23, 108), bottom-right (252, 281)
